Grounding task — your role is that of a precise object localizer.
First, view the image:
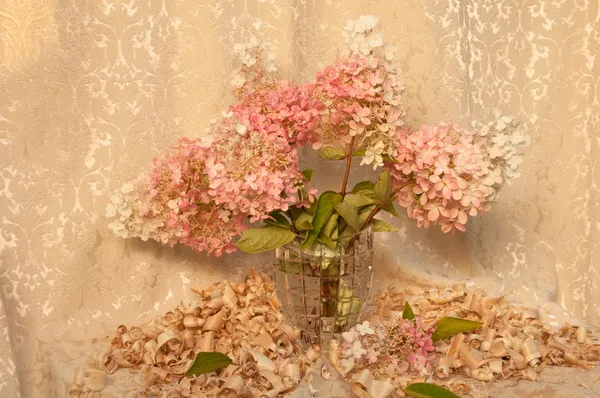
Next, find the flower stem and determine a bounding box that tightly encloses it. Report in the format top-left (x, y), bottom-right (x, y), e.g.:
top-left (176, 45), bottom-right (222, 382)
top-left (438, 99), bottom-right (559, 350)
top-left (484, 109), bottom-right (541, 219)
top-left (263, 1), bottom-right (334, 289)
top-left (360, 205), bottom-right (382, 230)
top-left (391, 181), bottom-right (412, 198)
top-left (340, 136), bottom-right (356, 198)
top-left (359, 181), bottom-right (412, 230)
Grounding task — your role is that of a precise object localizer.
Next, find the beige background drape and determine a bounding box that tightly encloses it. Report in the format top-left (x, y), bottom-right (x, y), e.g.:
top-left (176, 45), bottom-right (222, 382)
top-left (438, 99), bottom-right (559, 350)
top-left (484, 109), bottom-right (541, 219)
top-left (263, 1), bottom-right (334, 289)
top-left (0, 0), bottom-right (598, 396)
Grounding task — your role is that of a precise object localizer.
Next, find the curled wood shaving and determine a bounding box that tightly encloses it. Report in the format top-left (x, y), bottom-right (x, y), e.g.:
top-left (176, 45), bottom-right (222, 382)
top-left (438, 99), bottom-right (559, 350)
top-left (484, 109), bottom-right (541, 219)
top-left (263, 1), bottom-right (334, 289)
top-left (396, 284), bottom-right (598, 387)
top-left (88, 268), bottom-right (318, 397)
top-left (68, 368), bottom-right (106, 395)
top-left (331, 283), bottom-right (600, 397)
top-left (352, 369), bottom-right (396, 398)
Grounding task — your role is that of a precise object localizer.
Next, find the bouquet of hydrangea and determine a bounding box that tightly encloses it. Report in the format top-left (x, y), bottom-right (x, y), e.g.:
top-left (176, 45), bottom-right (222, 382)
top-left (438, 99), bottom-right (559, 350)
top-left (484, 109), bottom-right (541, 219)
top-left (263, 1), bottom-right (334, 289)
top-left (106, 15), bottom-right (528, 256)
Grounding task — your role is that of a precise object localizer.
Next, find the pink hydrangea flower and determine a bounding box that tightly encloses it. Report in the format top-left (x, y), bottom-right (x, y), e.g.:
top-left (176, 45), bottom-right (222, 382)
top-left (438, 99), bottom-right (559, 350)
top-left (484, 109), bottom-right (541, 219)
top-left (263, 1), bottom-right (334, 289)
top-left (204, 113), bottom-right (305, 223)
top-left (311, 53), bottom-right (406, 168)
top-left (232, 81), bottom-right (323, 146)
top-left (389, 122), bottom-right (500, 232)
top-left (338, 317), bottom-right (435, 377)
top-left (105, 125), bottom-right (306, 255)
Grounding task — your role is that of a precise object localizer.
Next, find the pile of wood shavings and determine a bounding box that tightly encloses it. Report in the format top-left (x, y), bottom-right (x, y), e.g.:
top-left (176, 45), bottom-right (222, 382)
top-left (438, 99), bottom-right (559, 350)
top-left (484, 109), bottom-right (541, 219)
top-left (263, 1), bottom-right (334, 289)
top-left (71, 269), bottom-right (321, 397)
top-left (334, 284), bottom-right (600, 397)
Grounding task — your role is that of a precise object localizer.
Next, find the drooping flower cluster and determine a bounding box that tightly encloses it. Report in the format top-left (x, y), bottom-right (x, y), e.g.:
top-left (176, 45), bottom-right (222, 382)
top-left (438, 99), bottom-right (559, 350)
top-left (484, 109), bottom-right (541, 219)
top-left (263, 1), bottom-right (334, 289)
top-left (106, 119), bottom-right (306, 255)
top-left (311, 16), bottom-right (406, 169)
top-left (339, 318), bottom-right (435, 377)
top-left (106, 138), bottom-right (244, 256)
top-left (389, 117), bottom-right (528, 232)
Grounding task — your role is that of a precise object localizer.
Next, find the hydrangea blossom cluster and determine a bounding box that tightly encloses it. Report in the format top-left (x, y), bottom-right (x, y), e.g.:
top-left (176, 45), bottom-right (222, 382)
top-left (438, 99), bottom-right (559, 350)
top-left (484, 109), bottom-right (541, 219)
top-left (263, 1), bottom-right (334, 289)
top-left (312, 15), bottom-right (406, 169)
top-left (204, 113), bottom-right (306, 222)
top-left (106, 120), bottom-right (305, 255)
top-left (105, 138), bottom-right (245, 256)
top-left (389, 117), bottom-right (528, 232)
top-left (230, 34), bottom-right (278, 98)
top-left (231, 81), bottom-right (323, 146)
top-left (339, 318), bottom-right (435, 377)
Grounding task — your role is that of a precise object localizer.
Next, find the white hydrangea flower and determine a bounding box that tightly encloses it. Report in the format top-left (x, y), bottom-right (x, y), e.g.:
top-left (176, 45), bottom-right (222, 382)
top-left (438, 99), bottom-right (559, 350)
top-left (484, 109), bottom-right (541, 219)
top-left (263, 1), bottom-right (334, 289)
top-left (343, 15), bottom-right (384, 56)
top-left (342, 329), bottom-right (357, 343)
top-left (473, 116), bottom-right (529, 191)
top-left (340, 357), bottom-right (355, 373)
top-left (366, 32), bottom-right (383, 48)
top-left (383, 44), bottom-right (397, 61)
top-left (504, 168), bottom-right (521, 181)
top-left (488, 144), bottom-right (506, 159)
top-left (230, 72), bottom-right (246, 88)
top-left (110, 194), bottom-right (122, 204)
top-left (235, 123), bottom-right (247, 135)
top-left (355, 321), bottom-right (374, 336)
top-left (506, 154), bottom-right (523, 170)
top-left (232, 34), bottom-right (277, 79)
top-left (356, 15), bottom-right (379, 32)
top-left (167, 199), bottom-right (179, 213)
top-left (105, 202), bottom-right (118, 218)
top-left (344, 340), bottom-right (367, 359)
top-left (121, 182), bottom-right (134, 194)
top-left (219, 209), bottom-right (231, 222)
top-left (108, 220), bottom-right (128, 238)
top-left (360, 140), bottom-right (386, 170)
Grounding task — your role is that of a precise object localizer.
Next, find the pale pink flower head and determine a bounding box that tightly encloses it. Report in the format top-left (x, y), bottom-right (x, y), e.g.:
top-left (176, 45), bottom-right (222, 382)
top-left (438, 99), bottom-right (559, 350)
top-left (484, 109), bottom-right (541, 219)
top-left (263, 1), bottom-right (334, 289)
top-left (336, 317), bottom-right (435, 376)
top-left (204, 114), bottom-right (306, 223)
top-left (389, 122), bottom-right (502, 232)
top-left (105, 138), bottom-right (247, 255)
top-left (311, 52), bottom-right (406, 169)
top-left (232, 81), bottom-right (323, 146)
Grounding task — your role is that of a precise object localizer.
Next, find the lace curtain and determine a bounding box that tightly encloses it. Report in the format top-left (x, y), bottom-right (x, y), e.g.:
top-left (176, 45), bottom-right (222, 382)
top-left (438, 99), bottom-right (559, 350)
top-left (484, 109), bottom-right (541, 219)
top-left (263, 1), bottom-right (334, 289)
top-left (0, 0), bottom-right (598, 396)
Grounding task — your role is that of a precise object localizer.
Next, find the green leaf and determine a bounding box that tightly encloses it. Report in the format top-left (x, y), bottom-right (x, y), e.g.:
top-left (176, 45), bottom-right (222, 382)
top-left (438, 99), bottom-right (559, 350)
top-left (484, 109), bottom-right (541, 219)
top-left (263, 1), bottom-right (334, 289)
top-left (185, 352), bottom-right (233, 377)
top-left (432, 317), bottom-right (483, 342)
top-left (374, 170), bottom-right (393, 204)
top-left (317, 234), bottom-right (336, 249)
top-left (321, 214), bottom-right (339, 237)
top-left (358, 204), bottom-right (377, 226)
top-left (382, 202), bottom-right (400, 217)
top-left (352, 149), bottom-right (366, 156)
top-left (404, 383), bottom-right (460, 398)
top-left (264, 212), bottom-right (291, 229)
top-left (338, 225), bottom-right (355, 238)
top-left (334, 201), bottom-right (360, 233)
top-left (343, 193), bottom-right (375, 207)
top-left (302, 191), bottom-right (343, 250)
top-left (402, 301), bottom-right (415, 320)
top-left (382, 154), bottom-right (397, 163)
top-left (294, 212), bottom-right (313, 231)
top-left (330, 224), bottom-right (339, 240)
top-left (289, 206), bottom-right (304, 220)
top-left (371, 219), bottom-right (399, 232)
top-left (302, 169), bottom-right (313, 182)
top-left (235, 227), bottom-right (297, 253)
top-left (352, 181), bottom-right (375, 194)
top-left (318, 147), bottom-right (346, 160)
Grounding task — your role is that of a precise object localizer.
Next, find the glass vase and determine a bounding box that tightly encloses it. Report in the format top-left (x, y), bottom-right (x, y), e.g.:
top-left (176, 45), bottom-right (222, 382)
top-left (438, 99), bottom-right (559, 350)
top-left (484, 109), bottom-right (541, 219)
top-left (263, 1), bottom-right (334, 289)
top-left (273, 225), bottom-right (374, 348)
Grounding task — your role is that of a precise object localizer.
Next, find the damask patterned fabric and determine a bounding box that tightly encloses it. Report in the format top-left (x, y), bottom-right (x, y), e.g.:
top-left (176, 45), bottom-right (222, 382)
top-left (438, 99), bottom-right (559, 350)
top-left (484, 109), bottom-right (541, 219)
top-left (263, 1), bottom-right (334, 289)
top-left (0, 1), bottom-right (598, 396)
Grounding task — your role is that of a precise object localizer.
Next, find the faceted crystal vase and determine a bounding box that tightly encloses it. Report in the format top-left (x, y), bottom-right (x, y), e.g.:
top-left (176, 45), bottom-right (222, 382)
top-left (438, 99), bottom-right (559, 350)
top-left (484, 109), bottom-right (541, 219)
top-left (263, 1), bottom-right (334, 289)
top-left (273, 225), bottom-right (374, 347)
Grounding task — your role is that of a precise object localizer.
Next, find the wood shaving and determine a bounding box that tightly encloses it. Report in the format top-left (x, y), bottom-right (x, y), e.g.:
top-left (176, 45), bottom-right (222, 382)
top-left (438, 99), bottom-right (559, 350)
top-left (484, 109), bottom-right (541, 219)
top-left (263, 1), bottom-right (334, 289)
top-left (333, 284), bottom-right (600, 398)
top-left (78, 269), bottom-right (318, 397)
